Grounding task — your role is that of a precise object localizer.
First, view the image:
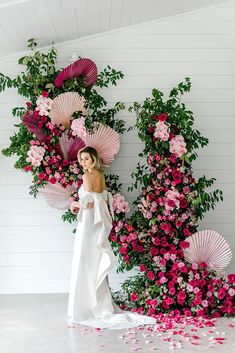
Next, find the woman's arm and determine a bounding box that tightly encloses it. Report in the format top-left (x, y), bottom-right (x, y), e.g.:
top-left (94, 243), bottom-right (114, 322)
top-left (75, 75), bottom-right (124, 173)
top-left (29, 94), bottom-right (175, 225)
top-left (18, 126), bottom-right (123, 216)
top-left (70, 201), bottom-right (80, 214)
top-left (82, 174), bottom-right (94, 208)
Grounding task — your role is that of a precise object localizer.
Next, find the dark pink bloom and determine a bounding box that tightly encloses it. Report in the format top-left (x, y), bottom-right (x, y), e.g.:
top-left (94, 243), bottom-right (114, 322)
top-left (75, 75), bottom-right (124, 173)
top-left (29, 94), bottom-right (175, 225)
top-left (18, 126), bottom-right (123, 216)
top-left (130, 292), bottom-right (139, 301)
top-left (147, 271), bottom-right (155, 280)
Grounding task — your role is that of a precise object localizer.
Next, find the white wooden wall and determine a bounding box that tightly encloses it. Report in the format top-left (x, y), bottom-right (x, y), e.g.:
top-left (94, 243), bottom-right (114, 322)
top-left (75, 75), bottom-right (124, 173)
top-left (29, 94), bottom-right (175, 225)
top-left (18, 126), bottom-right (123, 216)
top-left (0, 2), bottom-right (235, 293)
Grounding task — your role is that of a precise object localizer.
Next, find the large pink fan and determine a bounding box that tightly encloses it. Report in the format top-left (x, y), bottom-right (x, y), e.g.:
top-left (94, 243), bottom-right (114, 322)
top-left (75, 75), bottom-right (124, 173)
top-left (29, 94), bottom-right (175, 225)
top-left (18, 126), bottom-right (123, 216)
top-left (82, 123), bottom-right (120, 167)
top-left (54, 58), bottom-right (98, 88)
top-left (49, 92), bottom-right (88, 128)
top-left (39, 182), bottom-right (77, 210)
top-left (22, 111), bottom-right (47, 141)
top-left (59, 131), bottom-right (85, 161)
top-left (183, 229), bottom-right (232, 271)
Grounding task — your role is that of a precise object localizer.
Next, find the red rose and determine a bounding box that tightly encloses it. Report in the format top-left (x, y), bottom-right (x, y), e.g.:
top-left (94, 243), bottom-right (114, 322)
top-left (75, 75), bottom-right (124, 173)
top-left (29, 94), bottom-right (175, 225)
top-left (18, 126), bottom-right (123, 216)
top-left (180, 241), bottom-right (189, 249)
top-left (49, 177), bottom-right (57, 184)
top-left (150, 247), bottom-right (159, 255)
top-left (26, 101), bottom-right (32, 107)
top-left (227, 274), bottom-right (235, 283)
top-left (158, 113), bottom-right (168, 121)
top-left (177, 291), bottom-right (186, 305)
top-left (166, 297), bottom-right (174, 306)
top-left (149, 126), bottom-right (155, 133)
top-left (161, 223), bottom-right (171, 232)
top-left (41, 91), bottom-right (48, 97)
top-left (180, 199), bottom-right (188, 208)
top-left (153, 237), bottom-right (160, 246)
top-left (38, 173), bottom-right (46, 180)
top-left (218, 288), bottom-right (226, 300)
top-left (62, 160), bottom-right (69, 167)
top-left (183, 227), bottom-right (190, 236)
top-left (199, 262), bottom-right (208, 269)
top-left (24, 165), bottom-right (33, 171)
top-left (147, 271), bottom-right (155, 280)
top-left (153, 114), bottom-right (158, 120)
top-left (139, 264), bottom-right (146, 272)
top-left (130, 292), bottom-right (139, 301)
top-left (172, 170), bottom-right (182, 184)
top-left (169, 154), bottom-right (177, 163)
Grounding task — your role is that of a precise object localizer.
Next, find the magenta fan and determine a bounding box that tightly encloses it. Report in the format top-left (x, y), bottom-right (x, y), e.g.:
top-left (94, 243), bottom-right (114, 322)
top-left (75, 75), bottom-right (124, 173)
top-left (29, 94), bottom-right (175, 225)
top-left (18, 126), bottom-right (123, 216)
top-left (22, 111), bottom-right (47, 141)
top-left (183, 229), bottom-right (232, 271)
top-left (82, 123), bottom-right (120, 167)
top-left (39, 182), bottom-right (77, 210)
top-left (54, 58), bottom-right (98, 88)
top-left (59, 131), bottom-right (85, 161)
top-left (49, 92), bottom-right (88, 128)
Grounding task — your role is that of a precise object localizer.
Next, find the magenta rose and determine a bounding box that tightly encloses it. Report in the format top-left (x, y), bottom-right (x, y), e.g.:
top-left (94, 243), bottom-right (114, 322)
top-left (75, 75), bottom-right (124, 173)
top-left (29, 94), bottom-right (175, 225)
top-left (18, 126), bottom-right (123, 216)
top-left (130, 292), bottom-right (139, 301)
top-left (147, 271), bottom-right (155, 280)
top-left (177, 291), bottom-right (186, 304)
top-left (227, 274), bottom-right (235, 283)
top-left (139, 264), bottom-right (146, 272)
top-left (218, 288), bottom-right (226, 300)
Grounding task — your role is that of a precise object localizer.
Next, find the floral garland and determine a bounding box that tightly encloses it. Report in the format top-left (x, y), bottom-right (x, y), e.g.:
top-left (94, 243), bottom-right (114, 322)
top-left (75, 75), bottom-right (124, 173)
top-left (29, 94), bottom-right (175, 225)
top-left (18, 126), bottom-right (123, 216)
top-left (111, 78), bottom-right (235, 318)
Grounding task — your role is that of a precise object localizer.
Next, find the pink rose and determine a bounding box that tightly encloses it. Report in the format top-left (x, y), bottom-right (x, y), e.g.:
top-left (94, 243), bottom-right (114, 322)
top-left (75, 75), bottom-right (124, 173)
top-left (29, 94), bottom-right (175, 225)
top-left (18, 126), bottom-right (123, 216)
top-left (154, 121), bottom-right (170, 141)
top-left (169, 135), bottom-right (187, 158)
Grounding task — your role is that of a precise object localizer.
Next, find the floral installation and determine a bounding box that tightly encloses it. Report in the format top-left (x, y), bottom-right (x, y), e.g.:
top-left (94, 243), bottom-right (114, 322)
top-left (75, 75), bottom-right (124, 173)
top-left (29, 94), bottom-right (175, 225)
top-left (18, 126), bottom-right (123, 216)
top-left (111, 78), bottom-right (235, 317)
top-left (0, 39), bottom-right (129, 225)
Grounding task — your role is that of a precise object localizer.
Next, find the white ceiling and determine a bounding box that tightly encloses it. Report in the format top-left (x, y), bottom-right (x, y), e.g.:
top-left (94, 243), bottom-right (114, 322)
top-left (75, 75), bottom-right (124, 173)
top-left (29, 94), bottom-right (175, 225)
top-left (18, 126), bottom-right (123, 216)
top-left (0, 0), bottom-right (231, 58)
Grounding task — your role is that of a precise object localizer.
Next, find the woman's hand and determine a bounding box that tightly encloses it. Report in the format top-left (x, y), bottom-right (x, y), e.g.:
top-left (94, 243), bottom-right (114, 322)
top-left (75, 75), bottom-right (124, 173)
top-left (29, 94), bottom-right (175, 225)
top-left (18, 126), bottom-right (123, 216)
top-left (86, 202), bottom-right (94, 209)
top-left (70, 201), bottom-right (80, 214)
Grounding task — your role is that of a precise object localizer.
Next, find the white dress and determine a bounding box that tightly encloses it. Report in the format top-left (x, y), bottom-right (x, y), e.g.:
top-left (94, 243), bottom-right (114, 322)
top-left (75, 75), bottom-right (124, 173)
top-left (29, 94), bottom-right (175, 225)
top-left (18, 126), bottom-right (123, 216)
top-left (67, 185), bottom-right (156, 329)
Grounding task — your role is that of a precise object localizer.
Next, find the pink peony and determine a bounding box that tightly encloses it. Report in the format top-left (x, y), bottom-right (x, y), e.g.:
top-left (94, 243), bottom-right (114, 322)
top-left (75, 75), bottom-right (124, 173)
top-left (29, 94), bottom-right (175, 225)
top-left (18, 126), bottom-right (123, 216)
top-left (26, 145), bottom-right (45, 167)
top-left (71, 117), bottom-right (87, 137)
top-left (169, 135), bottom-right (187, 157)
top-left (154, 121), bottom-right (170, 141)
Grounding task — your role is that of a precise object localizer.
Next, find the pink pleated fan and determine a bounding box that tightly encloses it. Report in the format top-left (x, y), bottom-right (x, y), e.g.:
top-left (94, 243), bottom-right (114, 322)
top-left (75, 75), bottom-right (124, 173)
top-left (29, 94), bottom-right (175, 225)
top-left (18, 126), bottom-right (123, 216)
top-left (39, 182), bottom-right (77, 210)
top-left (54, 58), bottom-right (98, 88)
top-left (22, 111), bottom-right (47, 141)
top-left (183, 229), bottom-right (232, 271)
top-left (49, 92), bottom-right (88, 129)
top-left (59, 131), bottom-right (85, 161)
top-left (82, 123), bottom-right (120, 167)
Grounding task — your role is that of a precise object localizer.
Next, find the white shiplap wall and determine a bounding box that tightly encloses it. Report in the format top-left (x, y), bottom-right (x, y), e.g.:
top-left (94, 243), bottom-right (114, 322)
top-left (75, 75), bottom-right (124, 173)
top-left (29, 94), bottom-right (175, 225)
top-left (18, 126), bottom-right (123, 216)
top-left (0, 3), bottom-right (235, 293)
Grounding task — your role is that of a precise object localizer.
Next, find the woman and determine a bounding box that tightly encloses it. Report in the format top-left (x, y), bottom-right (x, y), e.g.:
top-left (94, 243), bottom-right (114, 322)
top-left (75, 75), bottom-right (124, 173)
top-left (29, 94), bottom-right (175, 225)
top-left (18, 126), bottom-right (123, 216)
top-left (67, 146), bottom-right (156, 329)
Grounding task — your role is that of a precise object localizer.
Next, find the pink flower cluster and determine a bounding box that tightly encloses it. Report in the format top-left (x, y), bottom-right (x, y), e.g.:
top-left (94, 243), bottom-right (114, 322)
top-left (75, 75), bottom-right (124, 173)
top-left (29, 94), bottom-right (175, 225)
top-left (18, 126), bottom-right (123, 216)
top-left (154, 121), bottom-right (170, 141)
top-left (112, 193), bottom-right (130, 214)
top-left (35, 92), bottom-right (53, 116)
top-left (26, 145), bottom-right (46, 167)
top-left (71, 117), bottom-right (87, 137)
top-left (169, 135), bottom-right (187, 158)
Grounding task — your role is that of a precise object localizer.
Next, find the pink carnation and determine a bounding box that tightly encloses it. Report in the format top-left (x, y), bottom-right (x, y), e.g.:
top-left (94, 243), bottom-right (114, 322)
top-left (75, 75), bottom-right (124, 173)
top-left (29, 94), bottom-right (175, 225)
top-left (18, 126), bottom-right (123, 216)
top-left (169, 135), bottom-right (187, 157)
top-left (154, 121), bottom-right (169, 141)
top-left (26, 145), bottom-right (46, 167)
top-left (71, 117), bottom-right (87, 137)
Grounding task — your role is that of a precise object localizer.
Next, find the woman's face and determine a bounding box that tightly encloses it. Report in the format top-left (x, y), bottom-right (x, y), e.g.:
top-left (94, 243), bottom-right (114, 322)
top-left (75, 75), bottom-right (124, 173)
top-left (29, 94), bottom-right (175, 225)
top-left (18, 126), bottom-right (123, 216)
top-left (80, 152), bottom-right (93, 170)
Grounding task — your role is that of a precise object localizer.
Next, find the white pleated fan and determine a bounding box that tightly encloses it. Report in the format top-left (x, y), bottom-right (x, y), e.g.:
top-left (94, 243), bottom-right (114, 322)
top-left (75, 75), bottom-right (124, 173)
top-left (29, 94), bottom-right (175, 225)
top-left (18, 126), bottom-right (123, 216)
top-left (82, 122), bottom-right (120, 167)
top-left (49, 92), bottom-right (88, 128)
top-left (183, 229), bottom-right (232, 271)
top-left (39, 182), bottom-right (77, 210)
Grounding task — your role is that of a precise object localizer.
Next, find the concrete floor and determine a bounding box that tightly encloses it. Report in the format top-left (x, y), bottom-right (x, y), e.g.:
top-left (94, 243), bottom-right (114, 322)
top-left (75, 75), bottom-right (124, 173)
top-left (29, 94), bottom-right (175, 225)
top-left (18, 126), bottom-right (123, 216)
top-left (0, 294), bottom-right (235, 353)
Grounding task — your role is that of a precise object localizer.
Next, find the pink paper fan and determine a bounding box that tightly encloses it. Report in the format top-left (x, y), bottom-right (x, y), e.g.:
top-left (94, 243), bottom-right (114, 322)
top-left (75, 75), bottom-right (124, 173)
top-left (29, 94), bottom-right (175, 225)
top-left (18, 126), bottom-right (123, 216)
top-left (49, 92), bottom-right (88, 128)
top-left (39, 182), bottom-right (77, 210)
top-left (59, 132), bottom-right (85, 161)
top-left (54, 58), bottom-right (98, 88)
top-left (82, 123), bottom-right (120, 167)
top-left (183, 229), bottom-right (232, 271)
top-left (22, 111), bottom-right (47, 141)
